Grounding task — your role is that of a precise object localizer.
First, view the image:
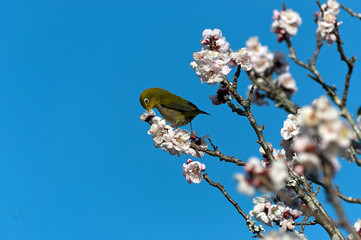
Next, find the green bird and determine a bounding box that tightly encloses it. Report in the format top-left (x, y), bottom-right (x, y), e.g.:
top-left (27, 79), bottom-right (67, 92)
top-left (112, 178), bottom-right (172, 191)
top-left (139, 88), bottom-right (209, 129)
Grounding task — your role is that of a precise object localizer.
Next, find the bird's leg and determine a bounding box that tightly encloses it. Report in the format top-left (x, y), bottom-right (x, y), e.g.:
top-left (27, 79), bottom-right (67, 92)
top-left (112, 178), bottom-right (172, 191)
top-left (190, 121), bottom-right (195, 138)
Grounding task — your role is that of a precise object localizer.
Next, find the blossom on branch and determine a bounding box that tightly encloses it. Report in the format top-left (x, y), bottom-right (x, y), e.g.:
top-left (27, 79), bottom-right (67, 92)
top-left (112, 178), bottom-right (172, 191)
top-left (280, 96), bottom-right (352, 177)
top-left (249, 195), bottom-right (303, 229)
top-left (235, 156), bottom-right (289, 196)
top-left (191, 50), bottom-right (231, 84)
top-left (201, 29), bottom-right (231, 54)
top-left (230, 48), bottom-right (253, 71)
top-left (321, 0), bottom-right (340, 15)
top-left (316, 1), bottom-right (341, 45)
top-left (140, 111), bottom-right (205, 158)
top-left (246, 37), bottom-right (274, 75)
top-left (182, 159), bottom-right (206, 184)
top-left (276, 72), bottom-right (298, 97)
top-left (271, 8), bottom-right (302, 41)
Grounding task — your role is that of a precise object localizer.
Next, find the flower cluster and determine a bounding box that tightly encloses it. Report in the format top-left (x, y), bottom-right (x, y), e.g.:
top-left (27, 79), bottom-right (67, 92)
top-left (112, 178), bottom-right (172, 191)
top-left (182, 159), bottom-right (206, 184)
top-left (249, 195), bottom-right (303, 230)
top-left (271, 8), bottom-right (302, 41)
top-left (280, 96), bottom-right (352, 176)
top-left (191, 29), bottom-right (252, 85)
top-left (234, 156), bottom-right (289, 196)
top-left (246, 37), bottom-right (274, 76)
top-left (245, 37), bottom-right (297, 102)
top-left (200, 29), bottom-right (231, 54)
top-left (140, 111), bottom-right (207, 158)
top-left (347, 218), bottom-right (361, 240)
top-left (190, 50), bottom-right (231, 84)
top-left (316, 0), bottom-right (341, 45)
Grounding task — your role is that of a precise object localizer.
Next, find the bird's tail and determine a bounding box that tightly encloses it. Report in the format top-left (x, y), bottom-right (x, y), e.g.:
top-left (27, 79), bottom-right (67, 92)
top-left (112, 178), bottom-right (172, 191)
top-left (199, 110), bottom-right (210, 115)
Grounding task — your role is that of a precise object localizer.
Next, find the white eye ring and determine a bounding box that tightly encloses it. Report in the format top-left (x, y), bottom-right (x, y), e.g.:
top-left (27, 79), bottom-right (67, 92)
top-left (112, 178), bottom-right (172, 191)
top-left (144, 98), bottom-right (150, 104)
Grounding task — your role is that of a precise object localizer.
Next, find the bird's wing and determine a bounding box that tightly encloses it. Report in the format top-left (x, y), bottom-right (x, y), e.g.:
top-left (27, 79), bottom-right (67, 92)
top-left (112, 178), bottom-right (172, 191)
top-left (160, 100), bottom-right (197, 112)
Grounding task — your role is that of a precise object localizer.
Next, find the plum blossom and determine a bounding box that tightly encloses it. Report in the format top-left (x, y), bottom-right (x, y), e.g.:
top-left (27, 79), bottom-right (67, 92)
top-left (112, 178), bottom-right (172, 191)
top-left (271, 9), bottom-right (302, 41)
top-left (182, 159), bottom-right (206, 184)
top-left (347, 218), bottom-right (361, 240)
top-left (234, 173), bottom-right (255, 197)
top-left (140, 109), bottom-right (155, 122)
top-left (246, 37), bottom-right (274, 75)
top-left (276, 72), bottom-right (298, 97)
top-left (281, 114), bottom-right (300, 140)
top-left (281, 96), bottom-right (352, 176)
top-left (230, 48), bottom-right (253, 71)
top-left (316, 9), bottom-right (342, 45)
top-left (141, 112), bottom-right (206, 158)
top-left (280, 219), bottom-right (296, 231)
top-left (249, 195), bottom-right (303, 228)
top-left (235, 156), bottom-right (289, 196)
top-left (322, 0), bottom-right (340, 15)
top-left (191, 50), bottom-right (231, 84)
top-left (201, 29), bottom-right (231, 54)
top-left (147, 116), bottom-right (173, 145)
top-left (249, 195), bottom-right (273, 226)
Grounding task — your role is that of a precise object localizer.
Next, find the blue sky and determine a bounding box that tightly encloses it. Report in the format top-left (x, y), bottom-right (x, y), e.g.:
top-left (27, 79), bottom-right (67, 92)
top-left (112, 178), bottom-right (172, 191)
top-left (0, 0), bottom-right (360, 239)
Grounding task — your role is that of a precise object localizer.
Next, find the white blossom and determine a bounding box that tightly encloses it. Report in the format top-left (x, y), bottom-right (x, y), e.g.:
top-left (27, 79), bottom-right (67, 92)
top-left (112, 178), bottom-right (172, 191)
top-left (147, 117), bottom-right (173, 145)
top-left (182, 160), bottom-right (206, 184)
top-left (269, 161), bottom-right (289, 189)
top-left (230, 48), bottom-right (252, 71)
top-left (234, 173), bottom-right (255, 197)
top-left (277, 72), bottom-right (297, 94)
top-left (322, 0), bottom-right (340, 15)
top-left (316, 10), bottom-right (341, 45)
top-left (200, 29), bottom-right (231, 54)
top-left (191, 50), bottom-right (231, 84)
top-left (280, 219), bottom-right (296, 231)
top-left (271, 9), bottom-right (302, 37)
top-left (245, 37), bottom-right (274, 75)
top-left (140, 109), bottom-right (155, 121)
top-left (281, 114), bottom-right (300, 140)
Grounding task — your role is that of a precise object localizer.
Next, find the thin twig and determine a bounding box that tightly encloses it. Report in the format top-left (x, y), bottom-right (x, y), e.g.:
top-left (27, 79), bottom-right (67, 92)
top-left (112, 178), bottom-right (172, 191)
top-left (333, 25), bottom-right (357, 108)
top-left (190, 142), bottom-right (246, 166)
top-left (202, 173), bottom-right (264, 238)
top-left (335, 185), bottom-right (361, 204)
top-left (284, 35), bottom-right (361, 143)
top-left (340, 4), bottom-right (361, 20)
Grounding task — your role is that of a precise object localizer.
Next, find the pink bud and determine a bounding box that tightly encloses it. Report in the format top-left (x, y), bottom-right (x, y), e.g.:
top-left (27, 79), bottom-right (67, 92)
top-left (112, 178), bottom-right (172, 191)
top-left (187, 159), bottom-right (193, 164)
top-left (201, 164), bottom-right (206, 171)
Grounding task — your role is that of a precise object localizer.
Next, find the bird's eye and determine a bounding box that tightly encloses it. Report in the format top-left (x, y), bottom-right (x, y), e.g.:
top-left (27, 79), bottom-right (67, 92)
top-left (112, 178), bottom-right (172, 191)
top-left (144, 98), bottom-right (150, 104)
